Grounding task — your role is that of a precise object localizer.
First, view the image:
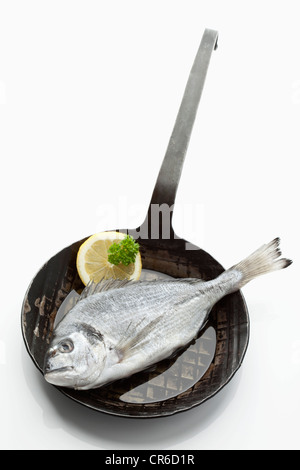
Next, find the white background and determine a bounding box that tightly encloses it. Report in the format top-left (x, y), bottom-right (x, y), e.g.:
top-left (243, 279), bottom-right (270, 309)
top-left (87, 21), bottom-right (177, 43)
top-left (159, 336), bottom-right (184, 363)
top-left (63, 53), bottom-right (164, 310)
top-left (1, 0), bottom-right (299, 450)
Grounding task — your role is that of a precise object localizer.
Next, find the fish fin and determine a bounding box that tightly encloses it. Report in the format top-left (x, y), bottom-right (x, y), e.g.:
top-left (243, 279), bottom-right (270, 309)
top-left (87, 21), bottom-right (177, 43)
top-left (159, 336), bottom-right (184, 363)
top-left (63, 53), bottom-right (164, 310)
top-left (116, 315), bottom-right (164, 362)
top-left (54, 290), bottom-right (80, 328)
top-left (115, 316), bottom-right (146, 360)
top-left (80, 278), bottom-right (204, 302)
top-left (54, 278), bottom-right (133, 326)
top-left (79, 278), bottom-right (134, 300)
top-left (229, 237), bottom-right (292, 289)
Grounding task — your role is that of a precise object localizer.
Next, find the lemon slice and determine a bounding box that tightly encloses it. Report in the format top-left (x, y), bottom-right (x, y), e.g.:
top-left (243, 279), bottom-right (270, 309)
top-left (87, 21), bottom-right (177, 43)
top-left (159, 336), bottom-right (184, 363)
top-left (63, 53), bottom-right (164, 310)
top-left (76, 231), bottom-right (142, 285)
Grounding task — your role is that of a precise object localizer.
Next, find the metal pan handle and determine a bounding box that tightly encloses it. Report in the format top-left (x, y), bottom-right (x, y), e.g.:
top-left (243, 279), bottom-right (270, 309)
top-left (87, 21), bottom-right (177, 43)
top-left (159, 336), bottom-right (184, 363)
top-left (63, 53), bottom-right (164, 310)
top-left (137, 29), bottom-right (218, 242)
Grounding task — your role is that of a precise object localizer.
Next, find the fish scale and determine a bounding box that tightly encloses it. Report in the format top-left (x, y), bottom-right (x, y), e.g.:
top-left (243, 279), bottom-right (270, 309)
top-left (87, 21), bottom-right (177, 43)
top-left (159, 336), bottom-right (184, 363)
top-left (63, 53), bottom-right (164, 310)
top-left (71, 280), bottom-right (207, 346)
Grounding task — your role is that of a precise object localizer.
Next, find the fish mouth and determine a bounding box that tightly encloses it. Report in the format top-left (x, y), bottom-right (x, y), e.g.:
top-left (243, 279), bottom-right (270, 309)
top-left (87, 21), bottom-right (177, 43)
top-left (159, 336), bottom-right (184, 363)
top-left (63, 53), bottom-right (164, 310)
top-left (44, 366), bottom-right (73, 375)
top-left (44, 366), bottom-right (75, 386)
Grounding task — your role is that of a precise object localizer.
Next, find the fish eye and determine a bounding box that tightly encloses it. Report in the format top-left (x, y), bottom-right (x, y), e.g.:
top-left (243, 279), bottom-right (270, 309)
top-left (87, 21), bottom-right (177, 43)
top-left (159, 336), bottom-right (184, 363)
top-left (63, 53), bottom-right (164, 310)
top-left (59, 340), bottom-right (74, 353)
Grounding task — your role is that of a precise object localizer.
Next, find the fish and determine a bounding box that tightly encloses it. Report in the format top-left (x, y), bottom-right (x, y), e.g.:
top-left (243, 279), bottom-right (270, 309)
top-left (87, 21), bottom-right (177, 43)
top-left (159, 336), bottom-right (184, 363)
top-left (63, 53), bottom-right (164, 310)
top-left (43, 238), bottom-right (292, 390)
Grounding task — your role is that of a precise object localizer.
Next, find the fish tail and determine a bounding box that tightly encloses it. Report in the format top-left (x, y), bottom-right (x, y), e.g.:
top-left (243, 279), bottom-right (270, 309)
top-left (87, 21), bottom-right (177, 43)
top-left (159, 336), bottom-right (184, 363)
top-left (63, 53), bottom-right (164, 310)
top-left (229, 237), bottom-right (292, 289)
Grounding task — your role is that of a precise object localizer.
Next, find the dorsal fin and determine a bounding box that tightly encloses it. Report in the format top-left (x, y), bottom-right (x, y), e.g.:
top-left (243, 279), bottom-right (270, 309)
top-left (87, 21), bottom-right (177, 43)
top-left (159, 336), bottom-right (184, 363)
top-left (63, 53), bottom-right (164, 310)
top-left (79, 277), bottom-right (205, 301)
top-left (79, 278), bottom-right (134, 300)
top-left (54, 276), bottom-right (205, 330)
top-left (54, 279), bottom-right (135, 329)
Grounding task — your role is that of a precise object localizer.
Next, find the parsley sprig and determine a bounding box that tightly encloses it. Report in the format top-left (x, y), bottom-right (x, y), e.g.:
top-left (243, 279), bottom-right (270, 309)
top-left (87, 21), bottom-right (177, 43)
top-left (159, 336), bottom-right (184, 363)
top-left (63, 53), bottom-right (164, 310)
top-left (108, 235), bottom-right (140, 266)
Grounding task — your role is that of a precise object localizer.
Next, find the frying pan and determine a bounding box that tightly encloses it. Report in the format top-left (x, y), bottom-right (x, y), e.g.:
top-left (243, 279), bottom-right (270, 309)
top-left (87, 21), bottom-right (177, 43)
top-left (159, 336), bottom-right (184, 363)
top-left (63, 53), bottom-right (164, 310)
top-left (21, 29), bottom-right (250, 418)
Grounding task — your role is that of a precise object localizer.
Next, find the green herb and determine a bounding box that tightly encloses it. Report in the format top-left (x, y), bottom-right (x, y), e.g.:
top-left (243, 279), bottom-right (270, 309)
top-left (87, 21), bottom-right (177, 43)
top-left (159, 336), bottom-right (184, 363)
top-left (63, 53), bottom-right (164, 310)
top-left (108, 235), bottom-right (140, 266)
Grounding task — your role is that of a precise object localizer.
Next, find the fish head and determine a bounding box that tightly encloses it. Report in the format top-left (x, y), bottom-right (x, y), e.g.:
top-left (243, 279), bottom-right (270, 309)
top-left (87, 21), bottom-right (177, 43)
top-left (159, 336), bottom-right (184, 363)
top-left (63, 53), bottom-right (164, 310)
top-left (43, 322), bottom-right (106, 389)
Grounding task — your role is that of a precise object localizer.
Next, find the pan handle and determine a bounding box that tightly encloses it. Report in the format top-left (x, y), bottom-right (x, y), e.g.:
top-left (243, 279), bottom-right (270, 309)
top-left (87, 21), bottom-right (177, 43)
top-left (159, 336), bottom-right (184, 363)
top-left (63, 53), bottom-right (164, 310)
top-left (137, 29), bottom-right (218, 242)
